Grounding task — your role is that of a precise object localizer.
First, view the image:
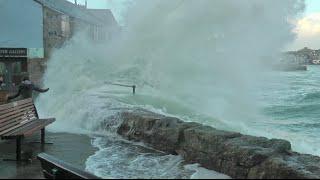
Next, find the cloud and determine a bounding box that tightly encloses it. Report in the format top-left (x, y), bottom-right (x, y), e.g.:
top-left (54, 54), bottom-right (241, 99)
top-left (290, 13), bottom-right (320, 50)
top-left (296, 13), bottom-right (320, 37)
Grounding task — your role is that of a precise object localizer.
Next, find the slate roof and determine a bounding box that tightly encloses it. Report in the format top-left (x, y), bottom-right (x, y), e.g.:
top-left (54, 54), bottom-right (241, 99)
top-left (34, 0), bottom-right (115, 26)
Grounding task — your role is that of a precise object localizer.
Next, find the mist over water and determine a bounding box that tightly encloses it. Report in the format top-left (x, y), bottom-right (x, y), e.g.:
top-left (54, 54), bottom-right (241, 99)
top-left (38, 0), bottom-right (305, 132)
top-left (36, 0), bottom-right (313, 178)
top-left (104, 0), bottom-right (306, 131)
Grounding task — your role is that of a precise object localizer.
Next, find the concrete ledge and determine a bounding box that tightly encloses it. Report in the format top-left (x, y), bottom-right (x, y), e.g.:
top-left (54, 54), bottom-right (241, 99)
top-left (117, 110), bottom-right (320, 179)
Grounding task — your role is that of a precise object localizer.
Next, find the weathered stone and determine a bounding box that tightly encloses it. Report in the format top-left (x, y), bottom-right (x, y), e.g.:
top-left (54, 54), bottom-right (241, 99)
top-left (248, 153), bottom-right (320, 179)
top-left (178, 128), bottom-right (292, 178)
top-left (117, 110), bottom-right (320, 179)
top-left (118, 110), bottom-right (200, 154)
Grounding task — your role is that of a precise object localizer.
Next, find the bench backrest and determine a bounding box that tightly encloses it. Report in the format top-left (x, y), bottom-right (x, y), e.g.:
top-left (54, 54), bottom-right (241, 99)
top-left (0, 98), bottom-right (38, 135)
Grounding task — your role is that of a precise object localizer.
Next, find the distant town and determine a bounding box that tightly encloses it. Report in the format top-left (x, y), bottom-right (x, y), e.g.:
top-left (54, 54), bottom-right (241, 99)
top-left (283, 47), bottom-right (320, 65)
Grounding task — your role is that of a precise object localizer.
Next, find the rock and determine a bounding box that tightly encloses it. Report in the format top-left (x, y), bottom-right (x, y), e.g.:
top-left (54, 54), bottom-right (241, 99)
top-left (177, 127), bottom-right (292, 178)
top-left (248, 153), bottom-right (320, 179)
top-left (118, 110), bottom-right (200, 154)
top-left (117, 110), bottom-right (320, 179)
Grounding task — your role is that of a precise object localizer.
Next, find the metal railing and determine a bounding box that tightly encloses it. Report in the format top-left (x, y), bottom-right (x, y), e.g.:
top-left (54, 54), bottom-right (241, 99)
top-left (105, 82), bottom-right (136, 94)
top-left (37, 153), bottom-right (100, 179)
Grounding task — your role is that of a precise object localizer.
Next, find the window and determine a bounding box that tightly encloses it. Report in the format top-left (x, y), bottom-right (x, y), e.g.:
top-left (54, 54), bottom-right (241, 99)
top-left (12, 62), bottom-right (21, 74)
top-left (0, 62), bottom-right (5, 75)
top-left (61, 15), bottom-right (70, 37)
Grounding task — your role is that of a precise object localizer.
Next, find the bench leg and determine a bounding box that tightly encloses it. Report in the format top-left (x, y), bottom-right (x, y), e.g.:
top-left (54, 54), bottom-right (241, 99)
top-left (3, 136), bottom-right (29, 162)
top-left (41, 128), bottom-right (45, 145)
top-left (16, 136), bottom-right (22, 161)
top-left (28, 128), bottom-right (52, 145)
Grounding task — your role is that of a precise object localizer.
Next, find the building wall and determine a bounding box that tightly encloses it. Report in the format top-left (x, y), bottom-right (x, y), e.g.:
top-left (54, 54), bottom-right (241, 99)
top-left (70, 17), bottom-right (102, 41)
top-left (43, 6), bottom-right (71, 59)
top-left (29, 2), bottom-right (120, 84)
top-left (69, 17), bottom-right (88, 37)
top-left (28, 6), bottom-right (73, 84)
top-left (28, 59), bottom-right (46, 85)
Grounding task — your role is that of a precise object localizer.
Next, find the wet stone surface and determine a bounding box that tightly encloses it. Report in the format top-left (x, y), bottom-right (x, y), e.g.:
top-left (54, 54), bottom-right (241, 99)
top-left (0, 132), bottom-right (97, 179)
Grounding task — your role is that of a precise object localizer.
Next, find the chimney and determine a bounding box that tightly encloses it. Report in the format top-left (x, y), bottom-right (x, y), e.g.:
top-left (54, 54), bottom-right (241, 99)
top-left (85, 0), bottom-right (87, 8)
top-left (74, 0), bottom-right (77, 5)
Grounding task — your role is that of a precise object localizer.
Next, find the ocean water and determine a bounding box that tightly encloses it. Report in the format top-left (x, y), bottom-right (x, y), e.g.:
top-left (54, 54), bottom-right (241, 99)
top-left (257, 65), bottom-right (320, 156)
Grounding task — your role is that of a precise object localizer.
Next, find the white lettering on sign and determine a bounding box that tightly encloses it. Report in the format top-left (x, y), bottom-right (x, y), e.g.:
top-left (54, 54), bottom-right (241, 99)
top-left (0, 48), bottom-right (27, 57)
top-left (0, 50), bottom-right (8, 54)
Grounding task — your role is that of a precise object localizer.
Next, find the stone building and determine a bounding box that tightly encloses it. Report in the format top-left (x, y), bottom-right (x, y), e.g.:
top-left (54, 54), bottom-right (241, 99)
top-left (33, 0), bottom-right (119, 84)
top-left (0, 0), bottom-right (118, 89)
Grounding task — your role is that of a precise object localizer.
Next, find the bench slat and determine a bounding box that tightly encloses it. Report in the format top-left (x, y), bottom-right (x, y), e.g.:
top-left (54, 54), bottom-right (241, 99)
top-left (22, 119), bottom-right (55, 137)
top-left (0, 118), bottom-right (22, 132)
top-left (0, 106), bottom-right (35, 124)
top-left (0, 98), bottom-right (33, 111)
top-left (0, 115), bottom-right (37, 133)
top-left (0, 112), bottom-right (38, 133)
top-left (0, 119), bottom-right (37, 136)
top-left (0, 109), bottom-right (36, 125)
top-left (3, 119), bottom-right (55, 138)
top-left (0, 113), bottom-right (29, 128)
top-left (2, 119), bottom-right (41, 137)
top-left (0, 113), bottom-right (37, 131)
top-left (0, 102), bottom-right (34, 116)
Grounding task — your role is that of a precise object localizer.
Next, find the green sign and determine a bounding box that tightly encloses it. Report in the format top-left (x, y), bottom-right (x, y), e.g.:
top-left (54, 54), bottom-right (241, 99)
top-left (28, 48), bottom-right (44, 58)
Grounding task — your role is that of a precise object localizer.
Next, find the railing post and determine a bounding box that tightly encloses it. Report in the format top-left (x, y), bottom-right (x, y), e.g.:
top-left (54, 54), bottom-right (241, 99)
top-left (106, 82), bottom-right (136, 95)
top-left (41, 128), bottom-right (45, 145)
top-left (16, 136), bottom-right (22, 161)
top-left (132, 85), bottom-right (136, 95)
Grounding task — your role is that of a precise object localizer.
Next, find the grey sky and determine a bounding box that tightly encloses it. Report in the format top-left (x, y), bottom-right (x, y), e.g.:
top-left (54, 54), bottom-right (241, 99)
top-left (0, 0), bottom-right (43, 48)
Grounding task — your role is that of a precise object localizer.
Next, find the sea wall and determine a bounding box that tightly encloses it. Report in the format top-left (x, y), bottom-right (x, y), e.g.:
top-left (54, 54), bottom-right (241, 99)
top-left (117, 110), bottom-right (320, 179)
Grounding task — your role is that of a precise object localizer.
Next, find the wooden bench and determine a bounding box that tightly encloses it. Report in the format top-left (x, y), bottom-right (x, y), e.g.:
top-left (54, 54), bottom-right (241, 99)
top-left (0, 98), bottom-right (55, 161)
top-left (37, 153), bottom-right (100, 179)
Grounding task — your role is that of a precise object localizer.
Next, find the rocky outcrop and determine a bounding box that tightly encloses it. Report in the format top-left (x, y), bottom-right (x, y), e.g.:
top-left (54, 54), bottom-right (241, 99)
top-left (117, 110), bottom-right (320, 179)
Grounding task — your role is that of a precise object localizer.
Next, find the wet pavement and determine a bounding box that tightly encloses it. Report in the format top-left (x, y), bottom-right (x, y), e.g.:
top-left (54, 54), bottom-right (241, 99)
top-left (0, 132), bottom-right (97, 179)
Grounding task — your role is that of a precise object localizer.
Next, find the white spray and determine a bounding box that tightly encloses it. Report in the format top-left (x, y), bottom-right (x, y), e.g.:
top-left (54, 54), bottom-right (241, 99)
top-left (37, 0), bottom-right (306, 150)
